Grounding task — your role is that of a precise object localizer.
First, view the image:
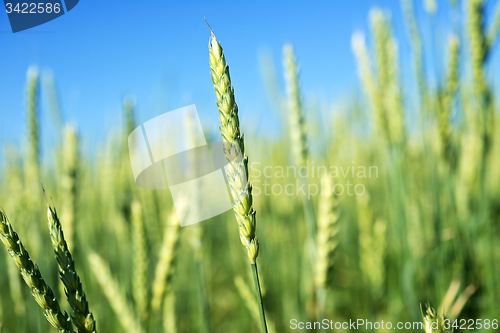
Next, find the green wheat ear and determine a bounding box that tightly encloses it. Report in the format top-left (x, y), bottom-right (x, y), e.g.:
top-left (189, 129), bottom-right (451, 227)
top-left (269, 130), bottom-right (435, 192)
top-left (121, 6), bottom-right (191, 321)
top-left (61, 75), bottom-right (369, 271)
top-left (44, 191), bottom-right (97, 333)
top-left (283, 43), bottom-right (308, 168)
top-left (0, 210), bottom-right (74, 333)
top-left (209, 29), bottom-right (259, 263)
top-left (315, 175), bottom-right (340, 290)
top-left (208, 24), bottom-right (268, 333)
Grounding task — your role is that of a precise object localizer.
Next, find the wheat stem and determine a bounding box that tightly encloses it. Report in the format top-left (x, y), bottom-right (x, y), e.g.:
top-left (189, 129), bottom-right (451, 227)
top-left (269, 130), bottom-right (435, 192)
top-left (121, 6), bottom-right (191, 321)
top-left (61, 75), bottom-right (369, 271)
top-left (26, 66), bottom-right (40, 176)
top-left (0, 210), bottom-right (74, 333)
top-left (151, 210), bottom-right (181, 312)
top-left (131, 201), bottom-right (149, 327)
top-left (60, 125), bottom-right (79, 252)
top-left (251, 263), bottom-right (268, 333)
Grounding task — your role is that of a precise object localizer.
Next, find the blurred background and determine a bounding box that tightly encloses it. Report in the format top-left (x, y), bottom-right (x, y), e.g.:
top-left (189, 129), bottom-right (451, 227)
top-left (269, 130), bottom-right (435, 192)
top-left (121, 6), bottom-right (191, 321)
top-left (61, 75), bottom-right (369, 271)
top-left (1, 0), bottom-right (500, 332)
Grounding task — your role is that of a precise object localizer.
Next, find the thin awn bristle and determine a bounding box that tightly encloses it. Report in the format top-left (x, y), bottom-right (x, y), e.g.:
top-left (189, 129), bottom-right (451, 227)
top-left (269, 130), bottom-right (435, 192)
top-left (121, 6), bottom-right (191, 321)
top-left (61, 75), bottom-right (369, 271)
top-left (0, 210), bottom-right (74, 333)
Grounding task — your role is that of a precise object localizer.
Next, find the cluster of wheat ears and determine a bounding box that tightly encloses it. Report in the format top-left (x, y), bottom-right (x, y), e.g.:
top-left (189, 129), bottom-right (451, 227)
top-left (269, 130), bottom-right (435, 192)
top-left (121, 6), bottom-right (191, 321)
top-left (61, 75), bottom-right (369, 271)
top-left (2, 0), bottom-right (500, 332)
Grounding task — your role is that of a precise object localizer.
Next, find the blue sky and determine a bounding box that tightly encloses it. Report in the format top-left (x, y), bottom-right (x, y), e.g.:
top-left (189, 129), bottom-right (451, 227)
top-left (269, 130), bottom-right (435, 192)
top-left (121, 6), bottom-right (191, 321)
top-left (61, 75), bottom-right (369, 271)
top-left (1, 0), bottom-right (499, 162)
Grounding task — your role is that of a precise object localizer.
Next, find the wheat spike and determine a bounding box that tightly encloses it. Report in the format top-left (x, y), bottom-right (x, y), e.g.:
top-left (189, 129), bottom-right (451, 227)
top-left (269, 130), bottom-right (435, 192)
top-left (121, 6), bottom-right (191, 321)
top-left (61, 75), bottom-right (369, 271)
top-left (208, 30), bottom-right (259, 264)
top-left (283, 44), bottom-right (308, 167)
top-left (208, 27), bottom-right (268, 333)
top-left (437, 36), bottom-right (460, 160)
top-left (468, 0), bottom-right (487, 93)
top-left (370, 9), bottom-right (404, 144)
top-left (0, 210), bottom-right (74, 333)
top-left (315, 175), bottom-right (340, 290)
top-left (400, 0), bottom-right (429, 111)
top-left (351, 32), bottom-right (386, 138)
top-left (45, 199), bottom-right (96, 333)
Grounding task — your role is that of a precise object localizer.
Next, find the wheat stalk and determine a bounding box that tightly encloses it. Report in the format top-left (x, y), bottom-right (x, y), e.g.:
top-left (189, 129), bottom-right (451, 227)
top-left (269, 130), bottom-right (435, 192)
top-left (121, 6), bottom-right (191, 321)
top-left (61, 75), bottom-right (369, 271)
top-left (45, 193), bottom-right (96, 333)
top-left (163, 293), bottom-right (177, 333)
top-left (88, 252), bottom-right (143, 333)
top-left (131, 200), bottom-right (149, 326)
top-left (0, 210), bottom-right (74, 333)
top-left (208, 25), bottom-right (268, 333)
top-left (151, 209), bottom-right (181, 312)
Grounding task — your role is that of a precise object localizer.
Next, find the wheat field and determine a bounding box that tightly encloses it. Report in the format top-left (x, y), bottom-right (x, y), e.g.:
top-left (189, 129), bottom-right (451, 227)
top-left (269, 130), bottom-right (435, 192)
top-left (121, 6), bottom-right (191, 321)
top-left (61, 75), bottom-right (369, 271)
top-left (1, 1), bottom-right (500, 332)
